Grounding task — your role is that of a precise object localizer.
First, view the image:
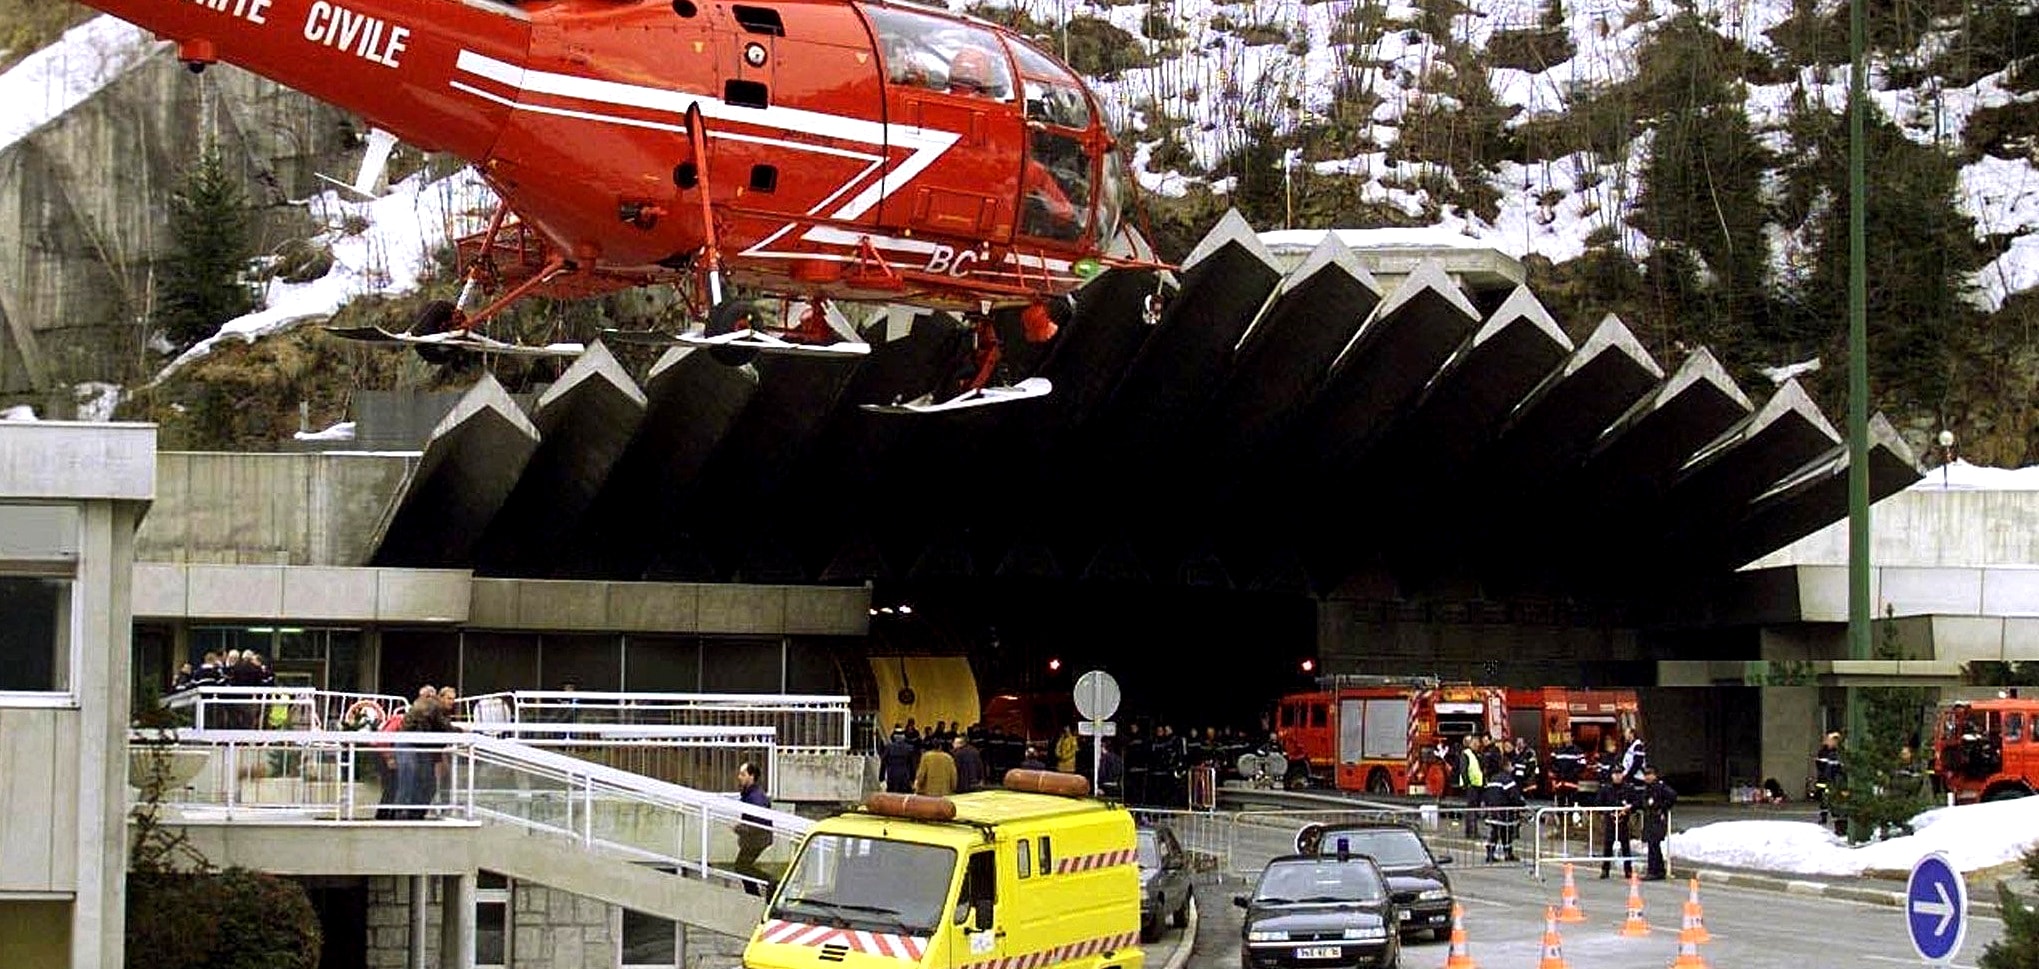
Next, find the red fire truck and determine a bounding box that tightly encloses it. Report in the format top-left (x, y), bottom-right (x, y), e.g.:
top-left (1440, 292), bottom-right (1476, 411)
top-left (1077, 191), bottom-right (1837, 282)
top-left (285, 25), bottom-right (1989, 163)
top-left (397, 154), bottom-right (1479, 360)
top-left (1274, 676), bottom-right (1510, 795)
top-left (1505, 687), bottom-right (1643, 791)
top-left (1931, 694), bottom-right (2039, 803)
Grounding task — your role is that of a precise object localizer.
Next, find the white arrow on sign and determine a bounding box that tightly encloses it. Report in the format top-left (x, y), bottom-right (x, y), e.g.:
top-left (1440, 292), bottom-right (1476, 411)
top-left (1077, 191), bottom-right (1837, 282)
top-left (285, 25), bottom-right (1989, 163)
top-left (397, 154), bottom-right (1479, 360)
top-left (1913, 880), bottom-right (1955, 937)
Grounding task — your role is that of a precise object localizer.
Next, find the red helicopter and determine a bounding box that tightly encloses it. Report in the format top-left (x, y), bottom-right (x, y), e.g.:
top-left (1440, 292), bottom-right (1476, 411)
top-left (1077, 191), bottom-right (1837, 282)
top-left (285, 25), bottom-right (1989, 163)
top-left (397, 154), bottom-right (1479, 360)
top-left (76, 0), bottom-right (1167, 409)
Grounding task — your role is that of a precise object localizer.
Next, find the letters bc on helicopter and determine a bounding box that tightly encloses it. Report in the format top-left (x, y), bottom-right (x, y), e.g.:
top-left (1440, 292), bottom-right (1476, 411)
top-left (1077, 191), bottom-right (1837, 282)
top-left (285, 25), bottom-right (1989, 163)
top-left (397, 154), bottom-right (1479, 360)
top-left (78, 0), bottom-right (1170, 406)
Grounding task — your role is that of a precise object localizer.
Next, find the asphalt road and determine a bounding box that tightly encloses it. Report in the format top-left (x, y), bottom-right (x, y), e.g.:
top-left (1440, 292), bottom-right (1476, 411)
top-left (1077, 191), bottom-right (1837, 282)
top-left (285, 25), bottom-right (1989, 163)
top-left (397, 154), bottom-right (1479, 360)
top-left (1178, 812), bottom-right (2010, 969)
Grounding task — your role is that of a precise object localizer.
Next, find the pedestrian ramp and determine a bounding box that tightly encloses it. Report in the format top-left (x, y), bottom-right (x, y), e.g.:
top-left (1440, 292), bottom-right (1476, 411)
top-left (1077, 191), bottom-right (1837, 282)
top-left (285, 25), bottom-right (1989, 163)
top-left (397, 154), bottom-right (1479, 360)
top-left (136, 728), bottom-right (815, 936)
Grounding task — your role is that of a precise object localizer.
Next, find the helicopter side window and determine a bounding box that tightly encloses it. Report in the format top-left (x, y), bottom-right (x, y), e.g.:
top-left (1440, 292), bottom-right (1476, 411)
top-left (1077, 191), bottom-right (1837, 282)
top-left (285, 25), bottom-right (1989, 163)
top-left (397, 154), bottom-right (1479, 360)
top-left (864, 5), bottom-right (1013, 101)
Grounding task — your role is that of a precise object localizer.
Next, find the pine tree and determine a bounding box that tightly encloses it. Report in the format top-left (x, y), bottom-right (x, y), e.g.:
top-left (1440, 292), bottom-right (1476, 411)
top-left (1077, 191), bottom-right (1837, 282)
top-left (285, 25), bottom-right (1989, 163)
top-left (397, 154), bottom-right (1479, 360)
top-left (155, 141), bottom-right (256, 350)
top-left (1837, 617), bottom-right (1935, 841)
top-left (1979, 845), bottom-right (2039, 969)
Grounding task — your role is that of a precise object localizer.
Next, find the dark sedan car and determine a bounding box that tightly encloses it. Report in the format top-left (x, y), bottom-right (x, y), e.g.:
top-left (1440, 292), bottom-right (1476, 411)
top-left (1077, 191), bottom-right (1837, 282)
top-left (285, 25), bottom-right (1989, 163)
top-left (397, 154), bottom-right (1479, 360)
top-left (1137, 824), bottom-right (1195, 941)
top-left (1235, 853), bottom-right (1400, 969)
top-left (1295, 823), bottom-right (1455, 942)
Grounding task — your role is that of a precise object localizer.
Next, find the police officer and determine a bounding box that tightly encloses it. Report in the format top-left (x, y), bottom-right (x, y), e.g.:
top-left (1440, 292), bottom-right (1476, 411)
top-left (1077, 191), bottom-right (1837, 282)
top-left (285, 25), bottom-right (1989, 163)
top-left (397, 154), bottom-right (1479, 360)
top-left (1597, 762), bottom-right (1634, 880)
top-left (1636, 765), bottom-right (1676, 880)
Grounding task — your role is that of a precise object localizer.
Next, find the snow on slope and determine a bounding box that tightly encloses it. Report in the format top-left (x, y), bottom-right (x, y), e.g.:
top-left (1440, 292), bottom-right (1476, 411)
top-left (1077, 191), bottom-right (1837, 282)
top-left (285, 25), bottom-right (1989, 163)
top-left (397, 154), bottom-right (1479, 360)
top-left (1669, 795), bottom-right (2039, 876)
top-left (0, 16), bottom-right (156, 153)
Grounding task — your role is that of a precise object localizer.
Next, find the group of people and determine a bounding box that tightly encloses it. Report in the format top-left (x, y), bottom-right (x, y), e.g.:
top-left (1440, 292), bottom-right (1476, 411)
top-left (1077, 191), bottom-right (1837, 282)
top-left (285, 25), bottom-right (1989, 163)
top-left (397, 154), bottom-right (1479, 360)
top-left (1448, 729), bottom-right (1674, 879)
top-left (334, 684), bottom-right (463, 820)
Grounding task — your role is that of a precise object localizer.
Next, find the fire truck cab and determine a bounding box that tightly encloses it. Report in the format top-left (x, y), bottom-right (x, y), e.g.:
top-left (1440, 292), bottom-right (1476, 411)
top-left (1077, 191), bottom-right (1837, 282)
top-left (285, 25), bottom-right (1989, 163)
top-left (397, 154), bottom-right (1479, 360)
top-left (1275, 676), bottom-right (1509, 796)
top-left (1932, 695), bottom-right (2039, 804)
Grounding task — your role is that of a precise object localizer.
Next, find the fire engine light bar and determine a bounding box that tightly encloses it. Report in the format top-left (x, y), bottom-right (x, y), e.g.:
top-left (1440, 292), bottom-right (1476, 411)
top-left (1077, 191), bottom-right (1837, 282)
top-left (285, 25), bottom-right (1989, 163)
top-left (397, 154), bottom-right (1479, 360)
top-left (1436, 702), bottom-right (1484, 714)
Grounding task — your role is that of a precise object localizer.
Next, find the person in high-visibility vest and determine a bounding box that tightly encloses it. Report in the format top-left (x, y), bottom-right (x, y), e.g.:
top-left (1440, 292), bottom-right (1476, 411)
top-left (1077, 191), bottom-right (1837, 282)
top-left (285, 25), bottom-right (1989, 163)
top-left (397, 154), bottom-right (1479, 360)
top-left (1461, 736), bottom-right (1487, 837)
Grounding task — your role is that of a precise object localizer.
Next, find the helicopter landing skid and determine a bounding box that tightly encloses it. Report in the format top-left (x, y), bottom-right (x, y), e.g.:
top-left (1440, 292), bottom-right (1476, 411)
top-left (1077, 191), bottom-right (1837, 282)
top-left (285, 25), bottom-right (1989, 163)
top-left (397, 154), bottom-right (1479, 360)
top-left (859, 377), bottom-right (1052, 415)
top-left (323, 324), bottom-right (586, 358)
top-left (596, 328), bottom-right (870, 357)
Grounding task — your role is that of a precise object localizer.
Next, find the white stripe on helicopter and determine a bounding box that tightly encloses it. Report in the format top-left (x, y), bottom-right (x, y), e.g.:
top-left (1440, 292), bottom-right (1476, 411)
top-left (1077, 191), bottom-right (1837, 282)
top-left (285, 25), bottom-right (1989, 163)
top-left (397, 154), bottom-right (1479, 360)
top-left (449, 50), bottom-right (1071, 275)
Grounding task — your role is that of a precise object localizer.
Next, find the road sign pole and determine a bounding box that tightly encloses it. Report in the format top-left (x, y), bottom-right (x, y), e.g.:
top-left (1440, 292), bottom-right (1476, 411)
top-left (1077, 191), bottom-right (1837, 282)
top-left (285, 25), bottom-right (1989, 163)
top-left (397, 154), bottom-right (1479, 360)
top-left (1092, 717), bottom-right (1104, 794)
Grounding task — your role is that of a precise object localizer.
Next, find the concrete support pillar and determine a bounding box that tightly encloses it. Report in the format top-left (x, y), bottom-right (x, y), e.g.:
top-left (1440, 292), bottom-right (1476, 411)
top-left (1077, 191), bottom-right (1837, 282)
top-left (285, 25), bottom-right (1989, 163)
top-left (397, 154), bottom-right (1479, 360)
top-left (409, 874), bottom-right (430, 969)
top-left (676, 919), bottom-right (689, 968)
top-left (440, 873), bottom-right (475, 969)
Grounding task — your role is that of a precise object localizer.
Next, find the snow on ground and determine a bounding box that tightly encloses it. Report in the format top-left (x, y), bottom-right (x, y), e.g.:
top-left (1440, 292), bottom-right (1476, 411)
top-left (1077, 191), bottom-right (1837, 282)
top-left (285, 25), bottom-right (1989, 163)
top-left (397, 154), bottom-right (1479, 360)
top-left (1909, 458), bottom-right (2039, 491)
top-left (1668, 796), bottom-right (2039, 877)
top-left (293, 420), bottom-right (356, 442)
top-left (72, 381), bottom-right (122, 421)
top-left (149, 168), bottom-right (499, 387)
top-left (1, 404), bottom-right (37, 421)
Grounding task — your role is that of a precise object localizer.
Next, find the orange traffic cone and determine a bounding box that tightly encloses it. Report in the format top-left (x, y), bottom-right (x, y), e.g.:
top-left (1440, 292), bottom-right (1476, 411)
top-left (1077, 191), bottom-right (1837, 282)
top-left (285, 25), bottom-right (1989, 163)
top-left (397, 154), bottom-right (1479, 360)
top-left (1557, 863), bottom-right (1589, 923)
top-left (1619, 871), bottom-right (1651, 937)
top-left (1669, 927), bottom-right (1710, 968)
top-left (1537, 905), bottom-right (1571, 969)
top-left (1680, 877), bottom-right (1711, 943)
top-left (1443, 902), bottom-right (1478, 969)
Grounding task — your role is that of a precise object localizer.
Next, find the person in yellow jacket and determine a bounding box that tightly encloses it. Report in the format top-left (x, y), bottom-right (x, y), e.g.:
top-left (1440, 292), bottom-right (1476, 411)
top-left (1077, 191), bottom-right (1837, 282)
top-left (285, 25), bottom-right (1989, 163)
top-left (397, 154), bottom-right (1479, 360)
top-left (914, 743), bottom-right (958, 796)
top-left (1055, 725), bottom-right (1079, 773)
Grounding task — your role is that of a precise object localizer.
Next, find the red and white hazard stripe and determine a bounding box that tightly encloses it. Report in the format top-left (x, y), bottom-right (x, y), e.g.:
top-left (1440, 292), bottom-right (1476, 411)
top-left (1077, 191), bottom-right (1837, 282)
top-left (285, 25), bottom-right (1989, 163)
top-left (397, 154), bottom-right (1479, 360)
top-left (963, 930), bottom-right (1141, 969)
top-left (1053, 848), bottom-right (1136, 874)
top-left (757, 919), bottom-right (929, 961)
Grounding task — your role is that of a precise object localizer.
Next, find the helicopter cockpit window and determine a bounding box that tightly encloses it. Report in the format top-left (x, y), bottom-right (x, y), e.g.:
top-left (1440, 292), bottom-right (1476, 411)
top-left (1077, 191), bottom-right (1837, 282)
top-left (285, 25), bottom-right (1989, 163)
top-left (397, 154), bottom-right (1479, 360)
top-left (1094, 148), bottom-right (1128, 249)
top-left (1008, 40), bottom-right (1093, 129)
top-left (865, 5), bottom-right (1014, 101)
top-left (1022, 128), bottom-right (1092, 241)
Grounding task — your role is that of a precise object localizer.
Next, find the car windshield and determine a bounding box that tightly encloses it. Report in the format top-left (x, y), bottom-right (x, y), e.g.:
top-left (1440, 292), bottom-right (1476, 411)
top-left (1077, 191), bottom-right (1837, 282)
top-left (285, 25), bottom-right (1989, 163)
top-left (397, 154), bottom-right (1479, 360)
top-left (1136, 830), bottom-right (1162, 868)
top-left (1255, 859), bottom-right (1384, 904)
top-left (1322, 829), bottom-right (1432, 868)
top-left (771, 835), bottom-right (957, 936)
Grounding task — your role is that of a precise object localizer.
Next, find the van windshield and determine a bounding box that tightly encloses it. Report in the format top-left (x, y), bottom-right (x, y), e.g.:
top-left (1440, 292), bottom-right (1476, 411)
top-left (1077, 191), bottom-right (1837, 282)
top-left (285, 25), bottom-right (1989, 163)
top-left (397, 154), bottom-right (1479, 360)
top-left (772, 835), bottom-right (958, 936)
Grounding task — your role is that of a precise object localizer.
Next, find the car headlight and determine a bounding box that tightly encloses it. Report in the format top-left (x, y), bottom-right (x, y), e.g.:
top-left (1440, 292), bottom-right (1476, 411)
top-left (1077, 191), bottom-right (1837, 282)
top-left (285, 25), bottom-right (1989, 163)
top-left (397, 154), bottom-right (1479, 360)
top-left (1418, 889), bottom-right (1450, 902)
top-left (1248, 930), bottom-right (1289, 942)
top-left (1342, 927), bottom-right (1387, 940)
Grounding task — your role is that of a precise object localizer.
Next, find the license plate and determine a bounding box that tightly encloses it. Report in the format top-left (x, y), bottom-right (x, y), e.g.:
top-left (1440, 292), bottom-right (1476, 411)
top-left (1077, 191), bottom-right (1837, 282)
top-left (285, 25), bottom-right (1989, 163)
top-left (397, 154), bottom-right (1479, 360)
top-left (1398, 910), bottom-right (1414, 921)
top-left (1295, 947), bottom-right (1343, 959)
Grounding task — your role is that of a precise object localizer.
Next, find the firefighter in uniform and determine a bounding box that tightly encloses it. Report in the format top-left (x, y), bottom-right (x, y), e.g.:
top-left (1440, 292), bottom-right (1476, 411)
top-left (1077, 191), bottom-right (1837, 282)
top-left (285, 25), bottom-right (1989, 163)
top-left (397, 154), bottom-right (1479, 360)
top-left (1636, 765), bottom-right (1676, 879)
top-left (1483, 748), bottom-right (1524, 862)
top-left (1460, 736), bottom-right (1487, 838)
top-left (1812, 731), bottom-right (1845, 834)
top-left (1510, 737), bottom-right (1541, 799)
top-left (1550, 737), bottom-right (1587, 811)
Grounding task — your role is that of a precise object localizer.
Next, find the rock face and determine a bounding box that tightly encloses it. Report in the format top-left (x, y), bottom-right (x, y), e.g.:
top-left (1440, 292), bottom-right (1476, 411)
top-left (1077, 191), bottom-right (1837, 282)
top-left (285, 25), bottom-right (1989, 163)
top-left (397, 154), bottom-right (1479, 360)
top-left (0, 42), bottom-right (356, 408)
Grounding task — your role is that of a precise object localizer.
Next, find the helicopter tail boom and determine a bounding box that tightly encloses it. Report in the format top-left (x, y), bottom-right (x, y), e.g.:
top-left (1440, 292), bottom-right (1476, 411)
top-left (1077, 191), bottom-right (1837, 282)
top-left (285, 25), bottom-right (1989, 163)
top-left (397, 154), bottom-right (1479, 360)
top-left (75, 0), bottom-right (530, 161)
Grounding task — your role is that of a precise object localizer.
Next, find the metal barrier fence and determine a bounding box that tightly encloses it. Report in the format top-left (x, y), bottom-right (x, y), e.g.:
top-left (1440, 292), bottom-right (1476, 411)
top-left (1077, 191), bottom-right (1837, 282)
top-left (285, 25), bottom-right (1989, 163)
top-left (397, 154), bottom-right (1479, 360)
top-left (129, 729), bottom-right (814, 894)
top-left (1126, 804), bottom-right (1635, 879)
top-left (461, 723), bottom-right (780, 796)
top-left (164, 686), bottom-right (413, 731)
top-left (458, 691), bottom-right (852, 754)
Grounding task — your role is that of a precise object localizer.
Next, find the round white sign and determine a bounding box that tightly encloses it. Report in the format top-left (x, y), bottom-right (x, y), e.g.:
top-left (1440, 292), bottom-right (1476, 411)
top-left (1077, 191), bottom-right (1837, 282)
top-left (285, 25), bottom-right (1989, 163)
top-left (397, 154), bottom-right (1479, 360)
top-left (1073, 670), bottom-right (1120, 721)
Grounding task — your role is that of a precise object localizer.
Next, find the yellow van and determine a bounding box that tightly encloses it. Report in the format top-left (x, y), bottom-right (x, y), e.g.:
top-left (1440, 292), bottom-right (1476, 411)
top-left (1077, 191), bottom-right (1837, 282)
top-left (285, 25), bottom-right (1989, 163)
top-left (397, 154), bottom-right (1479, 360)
top-left (745, 770), bottom-right (1146, 969)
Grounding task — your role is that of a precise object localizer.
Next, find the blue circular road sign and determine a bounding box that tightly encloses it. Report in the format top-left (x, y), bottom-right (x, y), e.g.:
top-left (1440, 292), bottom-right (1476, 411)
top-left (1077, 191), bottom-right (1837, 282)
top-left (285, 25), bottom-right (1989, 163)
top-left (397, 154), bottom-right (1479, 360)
top-left (1906, 852), bottom-right (1968, 964)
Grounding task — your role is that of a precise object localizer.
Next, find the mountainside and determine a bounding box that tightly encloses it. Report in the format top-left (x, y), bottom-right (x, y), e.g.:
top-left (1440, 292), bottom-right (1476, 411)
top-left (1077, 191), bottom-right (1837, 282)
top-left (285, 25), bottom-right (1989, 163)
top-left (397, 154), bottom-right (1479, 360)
top-left (5, 0), bottom-right (2039, 462)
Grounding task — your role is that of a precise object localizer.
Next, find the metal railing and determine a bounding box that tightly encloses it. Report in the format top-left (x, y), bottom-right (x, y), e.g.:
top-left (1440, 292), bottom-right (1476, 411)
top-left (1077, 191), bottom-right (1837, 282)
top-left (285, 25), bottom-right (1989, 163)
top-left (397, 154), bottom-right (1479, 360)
top-left (164, 686), bottom-right (412, 731)
top-left (1126, 804), bottom-right (1632, 878)
top-left (455, 691), bottom-right (852, 754)
top-left (460, 723), bottom-right (781, 796)
top-left (129, 729), bottom-right (814, 894)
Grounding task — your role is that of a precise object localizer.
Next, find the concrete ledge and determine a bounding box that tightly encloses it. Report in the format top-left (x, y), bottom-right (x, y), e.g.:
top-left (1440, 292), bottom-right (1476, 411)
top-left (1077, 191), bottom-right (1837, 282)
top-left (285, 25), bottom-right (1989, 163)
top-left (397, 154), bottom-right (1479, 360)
top-left (131, 563), bottom-right (471, 622)
top-left (0, 422), bottom-right (155, 501)
top-left (1682, 866), bottom-right (2005, 917)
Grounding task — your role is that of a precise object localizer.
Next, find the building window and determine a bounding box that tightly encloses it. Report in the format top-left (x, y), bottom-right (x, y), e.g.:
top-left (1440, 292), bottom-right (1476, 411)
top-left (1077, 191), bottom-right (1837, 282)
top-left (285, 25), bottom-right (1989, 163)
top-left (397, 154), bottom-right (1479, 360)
top-left (0, 576), bottom-right (72, 693)
top-left (478, 872), bottom-right (509, 969)
top-left (622, 905), bottom-right (678, 967)
top-left (188, 626), bottom-right (364, 692)
top-left (0, 504), bottom-right (77, 697)
top-left (625, 635), bottom-right (701, 692)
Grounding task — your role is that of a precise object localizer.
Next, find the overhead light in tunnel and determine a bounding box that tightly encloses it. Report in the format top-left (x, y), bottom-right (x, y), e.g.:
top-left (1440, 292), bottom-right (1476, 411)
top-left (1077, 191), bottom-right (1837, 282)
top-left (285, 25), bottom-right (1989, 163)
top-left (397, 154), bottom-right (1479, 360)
top-left (879, 606), bottom-right (896, 614)
top-left (1047, 658), bottom-right (1061, 672)
top-left (898, 605), bottom-right (913, 614)
top-left (1300, 658), bottom-right (1316, 673)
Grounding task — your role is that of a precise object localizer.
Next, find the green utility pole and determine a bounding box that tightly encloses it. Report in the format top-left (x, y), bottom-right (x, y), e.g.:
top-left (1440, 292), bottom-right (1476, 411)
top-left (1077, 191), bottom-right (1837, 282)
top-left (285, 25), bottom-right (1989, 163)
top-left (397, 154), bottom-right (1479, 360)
top-left (1845, 0), bottom-right (1871, 832)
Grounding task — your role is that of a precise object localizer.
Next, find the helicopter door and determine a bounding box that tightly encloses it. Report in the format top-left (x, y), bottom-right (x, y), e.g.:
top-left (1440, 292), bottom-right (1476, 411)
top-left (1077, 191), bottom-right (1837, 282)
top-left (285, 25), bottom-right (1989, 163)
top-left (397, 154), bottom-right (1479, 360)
top-left (863, 5), bottom-right (1022, 240)
top-left (1007, 40), bottom-right (1096, 246)
top-left (719, 4), bottom-right (781, 108)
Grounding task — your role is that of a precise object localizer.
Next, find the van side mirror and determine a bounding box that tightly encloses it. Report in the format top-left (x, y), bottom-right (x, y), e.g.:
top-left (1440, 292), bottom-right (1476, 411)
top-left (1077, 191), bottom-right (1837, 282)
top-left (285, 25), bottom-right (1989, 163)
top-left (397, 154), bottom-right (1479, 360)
top-left (1232, 895), bottom-right (1249, 909)
top-left (1436, 854), bottom-right (1454, 865)
top-left (972, 903), bottom-right (994, 932)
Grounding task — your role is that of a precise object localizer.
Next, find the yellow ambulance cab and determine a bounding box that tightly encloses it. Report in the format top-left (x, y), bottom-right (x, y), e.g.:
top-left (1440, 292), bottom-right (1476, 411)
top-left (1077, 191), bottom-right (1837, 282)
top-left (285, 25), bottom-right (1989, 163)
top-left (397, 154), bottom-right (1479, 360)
top-left (745, 769), bottom-right (1146, 969)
